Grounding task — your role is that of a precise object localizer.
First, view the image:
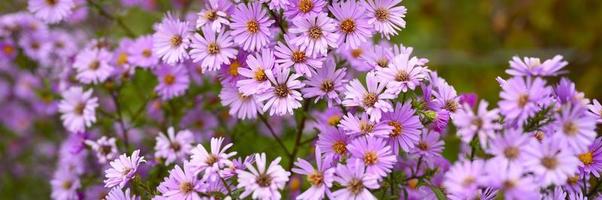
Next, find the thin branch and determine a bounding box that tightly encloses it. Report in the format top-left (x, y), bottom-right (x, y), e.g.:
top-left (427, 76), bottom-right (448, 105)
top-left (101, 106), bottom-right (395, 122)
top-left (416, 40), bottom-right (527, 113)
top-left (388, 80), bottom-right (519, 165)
top-left (258, 113), bottom-right (290, 156)
top-left (287, 100), bottom-right (311, 170)
top-left (86, 0), bottom-right (136, 37)
top-left (110, 91), bottom-right (130, 150)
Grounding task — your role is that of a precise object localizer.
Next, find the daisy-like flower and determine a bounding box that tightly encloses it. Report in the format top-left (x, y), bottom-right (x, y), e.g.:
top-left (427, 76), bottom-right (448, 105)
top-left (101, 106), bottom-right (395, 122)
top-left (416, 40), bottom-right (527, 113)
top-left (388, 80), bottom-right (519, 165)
top-left (189, 137), bottom-right (237, 180)
top-left (292, 147), bottom-right (335, 200)
top-left (382, 102), bottom-right (423, 153)
top-left (587, 99), bottom-right (602, 123)
top-left (523, 138), bottom-right (579, 186)
top-left (316, 126), bottom-right (350, 162)
top-left (410, 130), bottom-right (444, 167)
top-left (285, 0), bottom-right (326, 19)
top-left (256, 66), bottom-right (305, 116)
top-left (104, 150), bottom-right (146, 189)
top-left (452, 100), bottom-right (501, 148)
top-left (301, 58), bottom-right (347, 106)
top-left (128, 35), bottom-right (158, 68)
top-left (376, 46), bottom-right (427, 94)
top-left (339, 112), bottom-right (392, 137)
top-left (343, 71), bottom-right (395, 122)
top-left (237, 48), bottom-right (276, 96)
top-left (578, 137), bottom-right (602, 177)
top-left (483, 162), bottom-right (539, 199)
top-left (189, 26), bottom-right (237, 72)
top-left (432, 82), bottom-right (460, 113)
top-left (364, 0), bottom-right (407, 39)
top-left (274, 34), bottom-right (324, 77)
top-left (85, 136), bottom-right (118, 164)
top-left (28, 0), bottom-right (74, 24)
top-left (332, 160), bottom-right (379, 200)
top-left (73, 48), bottom-right (114, 84)
top-left (554, 78), bottom-right (588, 106)
top-left (553, 104), bottom-right (597, 154)
top-left (153, 13), bottom-right (192, 64)
top-left (58, 86), bottom-right (98, 133)
top-left (362, 42), bottom-right (395, 69)
top-left (486, 128), bottom-right (530, 168)
top-left (507, 55), bottom-right (568, 77)
top-left (219, 81), bottom-right (263, 120)
top-left (154, 127), bottom-right (194, 165)
top-left (329, 0), bottom-right (372, 49)
top-left (50, 169), bottom-right (80, 200)
top-left (443, 159), bottom-right (485, 199)
top-left (105, 187), bottom-right (139, 200)
top-left (153, 64), bottom-right (190, 100)
top-left (237, 153), bottom-right (291, 200)
top-left (195, 0), bottom-right (233, 32)
top-left (157, 163), bottom-right (202, 200)
top-left (348, 137), bottom-right (397, 178)
top-left (230, 2), bottom-right (274, 52)
top-left (498, 76), bottom-right (552, 125)
top-left (289, 12), bottom-right (339, 57)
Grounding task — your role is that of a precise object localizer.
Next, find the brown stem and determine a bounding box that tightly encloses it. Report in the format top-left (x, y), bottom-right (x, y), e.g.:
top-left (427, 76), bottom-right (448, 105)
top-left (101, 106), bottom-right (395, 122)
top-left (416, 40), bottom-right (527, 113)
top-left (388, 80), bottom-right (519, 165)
top-left (287, 100), bottom-right (311, 170)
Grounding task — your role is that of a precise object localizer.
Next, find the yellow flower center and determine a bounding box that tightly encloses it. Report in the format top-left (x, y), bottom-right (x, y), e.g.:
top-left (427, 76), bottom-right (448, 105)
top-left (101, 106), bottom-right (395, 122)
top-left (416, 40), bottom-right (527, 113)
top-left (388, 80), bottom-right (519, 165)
top-left (207, 43), bottom-right (220, 54)
top-left (340, 19), bottom-right (356, 33)
top-left (307, 171), bottom-right (323, 186)
top-left (320, 80), bottom-right (334, 92)
top-left (298, 0), bottom-right (314, 13)
top-left (541, 156), bottom-right (558, 170)
top-left (332, 140), bottom-right (346, 155)
top-left (254, 69), bottom-right (267, 81)
top-left (309, 27), bottom-right (322, 39)
top-left (170, 35), bottom-right (183, 47)
top-left (375, 8), bottom-right (389, 21)
top-left (292, 51), bottom-right (306, 63)
top-left (246, 20), bottom-right (259, 33)
top-left (179, 182), bottom-right (194, 193)
top-left (327, 115), bottom-right (341, 126)
top-left (117, 52), bottom-right (128, 65)
top-left (363, 151), bottom-right (378, 165)
top-left (164, 74), bottom-right (176, 85)
top-left (579, 151), bottom-right (593, 165)
top-left (363, 93), bottom-right (378, 107)
top-left (388, 121), bottom-right (403, 137)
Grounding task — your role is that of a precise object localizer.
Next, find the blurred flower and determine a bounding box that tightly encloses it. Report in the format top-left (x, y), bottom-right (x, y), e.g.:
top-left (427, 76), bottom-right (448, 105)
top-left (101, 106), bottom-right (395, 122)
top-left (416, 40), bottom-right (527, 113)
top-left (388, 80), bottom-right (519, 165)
top-left (128, 35), bottom-right (158, 69)
top-left (219, 81), bottom-right (263, 120)
top-left (507, 55), bottom-right (567, 77)
top-left (154, 127), bottom-right (194, 165)
top-left (486, 128), bottom-right (530, 168)
top-left (552, 104), bottom-right (597, 154)
top-left (523, 138), bottom-right (579, 186)
top-left (196, 0), bottom-right (233, 32)
top-left (28, 0), bottom-right (74, 24)
top-left (58, 86), bottom-right (98, 133)
top-left (498, 76), bottom-right (551, 125)
top-left (105, 187), bottom-right (139, 200)
top-left (443, 159), bottom-right (485, 199)
top-left (73, 48), bottom-right (113, 84)
top-left (85, 136), bottom-right (119, 164)
top-left (153, 64), bottom-right (190, 100)
top-left (452, 100), bottom-right (501, 148)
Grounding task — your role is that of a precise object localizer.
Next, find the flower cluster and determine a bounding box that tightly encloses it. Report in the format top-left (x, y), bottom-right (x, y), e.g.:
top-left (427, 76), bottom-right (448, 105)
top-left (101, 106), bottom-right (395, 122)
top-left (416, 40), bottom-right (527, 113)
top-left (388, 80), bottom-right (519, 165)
top-left (0, 0), bottom-right (600, 199)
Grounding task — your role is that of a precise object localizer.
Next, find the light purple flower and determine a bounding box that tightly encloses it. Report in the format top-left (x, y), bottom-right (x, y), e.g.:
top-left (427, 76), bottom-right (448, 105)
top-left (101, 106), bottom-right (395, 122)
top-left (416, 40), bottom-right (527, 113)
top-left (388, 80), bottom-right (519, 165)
top-left (443, 159), bottom-right (485, 199)
top-left (376, 46), bottom-right (427, 94)
top-left (343, 71), bottom-right (395, 122)
top-left (523, 138), bottom-right (579, 186)
top-left (274, 34), bottom-right (325, 77)
top-left (230, 2), bottom-right (274, 52)
top-left (339, 112), bottom-right (392, 137)
top-left (382, 102), bottom-right (423, 153)
top-left (555, 78), bottom-right (588, 105)
top-left (289, 12), bottom-right (339, 57)
top-left (285, 0), bottom-right (326, 20)
top-left (329, 0), bottom-right (372, 48)
top-left (578, 137), bottom-right (602, 177)
top-left (507, 55), bottom-right (568, 77)
top-left (128, 35), bottom-right (158, 68)
top-left (348, 137), bottom-right (397, 178)
top-left (364, 0), bottom-right (407, 39)
top-left (190, 137), bottom-right (236, 180)
top-left (410, 130), bottom-right (444, 167)
top-left (498, 76), bottom-right (552, 125)
top-left (189, 26), bottom-right (237, 72)
top-left (85, 136), bottom-right (118, 164)
top-left (292, 147), bottom-right (335, 200)
top-left (552, 104), bottom-right (597, 154)
top-left (195, 0), bottom-right (233, 32)
top-left (153, 64), bottom-right (190, 100)
top-left (104, 150), bottom-right (146, 189)
top-left (587, 99), bottom-right (602, 123)
top-left (28, 0), bottom-right (74, 24)
top-left (483, 162), bottom-right (539, 200)
top-left (316, 126), bottom-right (350, 162)
top-left (256, 66), bottom-right (305, 116)
top-left (73, 48), bottom-right (113, 84)
top-left (237, 153), bottom-right (290, 200)
top-left (452, 100), bottom-right (501, 148)
top-left (237, 48), bottom-right (276, 96)
top-left (486, 128), bottom-right (530, 168)
top-left (153, 13), bottom-right (192, 64)
top-left (157, 163), bottom-right (202, 200)
top-left (154, 127), bottom-right (194, 165)
top-left (301, 58), bottom-right (347, 106)
top-left (58, 86), bottom-right (98, 133)
top-left (219, 81), bottom-right (263, 120)
top-left (332, 160), bottom-right (379, 200)
top-left (105, 187), bottom-right (139, 200)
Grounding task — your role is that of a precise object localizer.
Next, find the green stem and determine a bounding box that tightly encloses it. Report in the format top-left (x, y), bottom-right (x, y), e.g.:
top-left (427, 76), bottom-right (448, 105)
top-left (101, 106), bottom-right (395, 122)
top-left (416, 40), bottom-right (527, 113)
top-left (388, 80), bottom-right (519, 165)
top-left (86, 0), bottom-right (136, 37)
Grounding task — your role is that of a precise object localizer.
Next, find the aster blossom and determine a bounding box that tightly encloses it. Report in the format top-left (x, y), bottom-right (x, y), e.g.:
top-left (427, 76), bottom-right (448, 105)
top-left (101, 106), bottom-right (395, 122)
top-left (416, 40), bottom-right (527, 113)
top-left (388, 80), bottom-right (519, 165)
top-left (523, 138), bottom-right (579, 186)
top-left (498, 76), bottom-right (552, 125)
top-left (347, 137), bottom-right (397, 178)
top-left (452, 100), bottom-right (501, 148)
top-left (301, 58), bottom-right (347, 106)
top-left (219, 81), bottom-right (263, 120)
top-left (382, 102), bottom-right (423, 153)
top-left (329, 0), bottom-right (373, 48)
top-left (364, 0), bottom-right (407, 39)
top-left (507, 55), bottom-right (568, 77)
top-left (339, 112), bottom-right (392, 137)
top-left (28, 0), bottom-right (74, 24)
top-left (343, 71), bottom-right (395, 122)
top-left (230, 2), bottom-right (274, 52)
top-left (105, 187), bottom-right (139, 200)
top-left (195, 0), bottom-right (233, 32)
top-left (189, 137), bottom-right (237, 180)
top-left (237, 153), bottom-right (290, 200)
top-left (587, 99), bottom-right (602, 123)
top-left (289, 12), bottom-right (339, 57)
top-left (73, 48), bottom-right (114, 84)
top-left (154, 127), bottom-right (194, 165)
top-left (443, 159), bottom-right (486, 199)
top-left (85, 136), bottom-right (118, 164)
top-left (256, 66), bottom-right (305, 116)
top-left (552, 104), bottom-right (597, 154)
top-left (237, 48), bottom-right (276, 96)
top-left (376, 46), bottom-right (427, 94)
top-left (274, 34), bottom-right (324, 77)
top-left (153, 64), bottom-right (190, 100)
top-left (292, 147), bottom-right (335, 200)
top-left (104, 150), bottom-right (146, 189)
top-left (332, 160), bottom-right (379, 200)
top-left (285, 0), bottom-right (327, 19)
top-left (153, 13), bottom-right (192, 64)
top-left (486, 128), bottom-right (530, 168)
top-left (190, 26), bottom-right (237, 72)
top-left (58, 86), bottom-right (98, 133)
top-left (578, 137), bottom-right (602, 177)
top-left (156, 163), bottom-right (202, 200)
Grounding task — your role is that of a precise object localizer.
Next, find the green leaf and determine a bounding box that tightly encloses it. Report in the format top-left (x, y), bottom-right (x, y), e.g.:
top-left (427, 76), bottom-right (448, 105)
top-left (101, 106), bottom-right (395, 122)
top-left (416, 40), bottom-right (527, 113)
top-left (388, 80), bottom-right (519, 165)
top-left (428, 185), bottom-right (447, 200)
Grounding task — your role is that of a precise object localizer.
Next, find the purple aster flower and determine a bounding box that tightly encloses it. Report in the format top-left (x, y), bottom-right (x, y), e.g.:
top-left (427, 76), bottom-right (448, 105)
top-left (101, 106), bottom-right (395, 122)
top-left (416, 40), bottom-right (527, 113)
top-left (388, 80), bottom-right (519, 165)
top-left (523, 138), bottom-right (579, 186)
top-left (275, 34), bottom-right (325, 77)
top-left (58, 86), bottom-right (98, 133)
top-left (50, 168), bottom-right (81, 200)
top-left (339, 112), bottom-right (392, 137)
top-left (189, 26), bottom-right (237, 72)
top-left (222, 155), bottom-right (255, 179)
top-left (153, 64), bottom-right (190, 100)
top-left (498, 76), bottom-right (552, 125)
top-left (219, 81), bottom-right (263, 120)
top-left (152, 13), bottom-right (192, 64)
top-left (316, 126), bottom-right (349, 162)
top-left (542, 186), bottom-right (567, 200)
top-left (195, 0), bottom-right (233, 32)
top-left (218, 50), bottom-right (248, 83)
top-left (292, 147), bottom-right (335, 200)
top-left (112, 39), bottom-right (135, 79)
top-left (555, 78), bottom-right (588, 105)
top-left (285, 0), bottom-right (326, 20)
top-left (261, 0), bottom-right (290, 10)
top-left (343, 71), bottom-right (395, 122)
top-left (190, 137), bottom-right (236, 181)
top-left (483, 162), bottom-right (539, 199)
top-left (230, 2), bottom-right (274, 52)
top-left (256, 66), bottom-right (305, 116)
top-left (332, 160), bottom-right (379, 200)
top-left (452, 100), bottom-right (501, 148)
top-left (552, 104), bottom-right (597, 154)
top-left (410, 130), bottom-right (444, 167)
top-left (237, 153), bottom-right (291, 200)
top-left (179, 107), bottom-right (219, 138)
top-left (237, 48), bottom-right (276, 96)
top-left (348, 137), bottom-right (397, 178)
top-left (458, 92), bottom-right (478, 108)
top-left (361, 41), bottom-right (394, 69)
top-left (19, 33), bottom-right (51, 61)
top-left (85, 136), bottom-right (118, 164)
top-left (0, 40), bottom-right (17, 61)
top-left (588, 99), bottom-right (602, 123)
top-left (338, 42), bottom-right (374, 72)
top-left (104, 149), bottom-right (146, 189)
top-left (563, 174), bottom-right (587, 194)
top-left (128, 35), bottom-right (158, 69)
top-left (432, 82), bottom-right (459, 113)
top-left (382, 102), bottom-right (423, 153)
top-left (486, 128), bottom-right (530, 168)
top-left (364, 0), bottom-right (407, 39)
top-left (577, 137), bottom-right (602, 177)
top-left (310, 106), bottom-right (343, 129)
top-left (28, 0), bottom-right (74, 24)
top-left (375, 46), bottom-right (427, 94)
top-left (73, 48), bottom-right (113, 84)
top-left (105, 187), bottom-right (139, 200)
top-left (301, 58), bottom-right (347, 106)
top-left (443, 159), bottom-right (485, 199)
top-left (289, 12), bottom-right (339, 57)
top-left (154, 127), bottom-right (194, 165)
top-left (329, 0), bottom-right (372, 48)
top-left (157, 163), bottom-right (202, 199)
top-left (507, 55), bottom-right (568, 77)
